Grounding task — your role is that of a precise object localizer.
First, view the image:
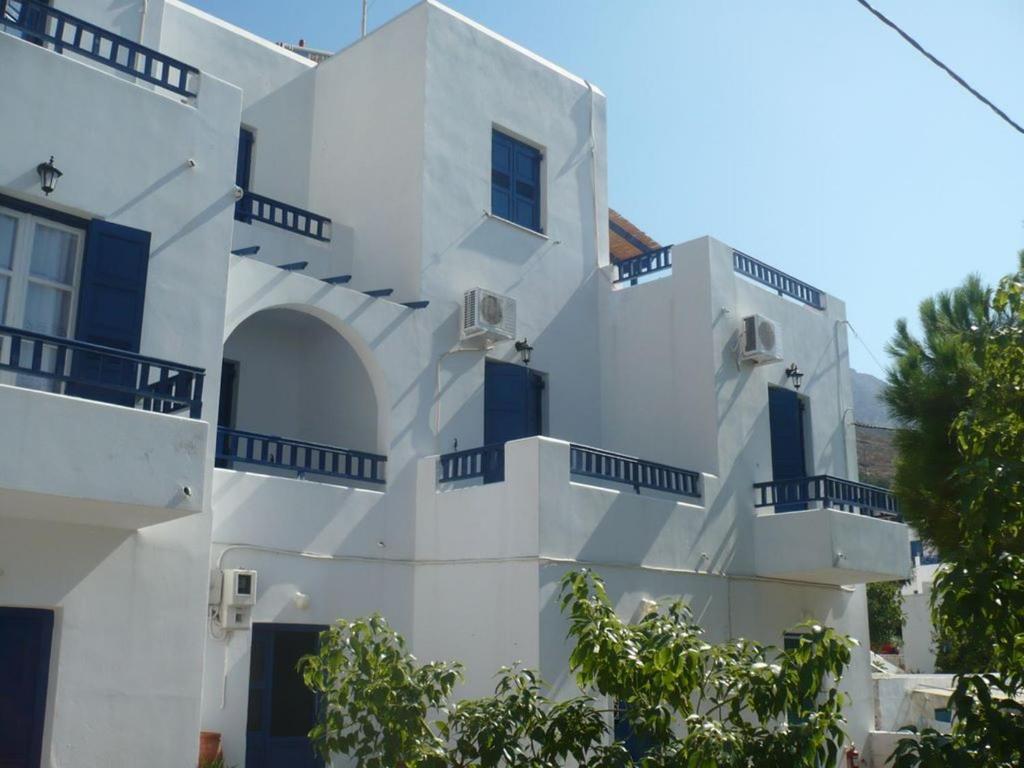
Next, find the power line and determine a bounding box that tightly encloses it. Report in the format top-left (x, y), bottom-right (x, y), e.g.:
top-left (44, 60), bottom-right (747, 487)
top-left (853, 0), bottom-right (1024, 136)
top-left (843, 319), bottom-right (889, 375)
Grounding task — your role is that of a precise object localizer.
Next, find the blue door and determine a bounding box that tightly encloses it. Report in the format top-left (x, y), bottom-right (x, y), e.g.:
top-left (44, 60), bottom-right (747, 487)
top-left (484, 360), bottom-right (544, 481)
top-left (768, 387), bottom-right (807, 511)
top-left (0, 608), bottom-right (54, 768)
top-left (246, 624), bottom-right (325, 768)
top-left (68, 219), bottom-right (150, 406)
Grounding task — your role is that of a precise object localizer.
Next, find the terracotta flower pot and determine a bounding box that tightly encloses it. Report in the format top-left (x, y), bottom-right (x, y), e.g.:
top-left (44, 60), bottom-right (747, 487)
top-left (198, 731), bottom-right (222, 766)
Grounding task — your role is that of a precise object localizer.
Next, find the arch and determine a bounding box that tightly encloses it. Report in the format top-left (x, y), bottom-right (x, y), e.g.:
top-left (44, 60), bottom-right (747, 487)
top-left (222, 304), bottom-right (390, 458)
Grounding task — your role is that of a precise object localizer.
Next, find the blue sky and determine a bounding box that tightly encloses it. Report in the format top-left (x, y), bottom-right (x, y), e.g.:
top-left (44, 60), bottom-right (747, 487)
top-left (193, 0), bottom-right (1024, 377)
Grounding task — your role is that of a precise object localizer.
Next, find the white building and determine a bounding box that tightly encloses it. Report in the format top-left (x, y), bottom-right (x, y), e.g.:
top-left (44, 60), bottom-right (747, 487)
top-left (901, 539), bottom-right (942, 673)
top-left (0, 2), bottom-right (912, 766)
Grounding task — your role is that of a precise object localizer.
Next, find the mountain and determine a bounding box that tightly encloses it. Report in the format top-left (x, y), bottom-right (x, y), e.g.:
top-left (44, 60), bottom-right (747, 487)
top-left (850, 369), bottom-right (898, 486)
top-left (850, 369), bottom-right (896, 429)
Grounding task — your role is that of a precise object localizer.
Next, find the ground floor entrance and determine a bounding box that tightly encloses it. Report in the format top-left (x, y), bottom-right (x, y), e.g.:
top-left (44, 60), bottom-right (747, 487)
top-left (0, 607), bottom-right (54, 768)
top-left (245, 623), bottom-right (326, 768)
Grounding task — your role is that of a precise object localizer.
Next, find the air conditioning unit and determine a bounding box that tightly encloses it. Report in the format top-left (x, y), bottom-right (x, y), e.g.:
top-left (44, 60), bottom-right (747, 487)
top-left (462, 288), bottom-right (516, 344)
top-left (740, 314), bottom-right (783, 364)
top-left (213, 568), bottom-right (257, 631)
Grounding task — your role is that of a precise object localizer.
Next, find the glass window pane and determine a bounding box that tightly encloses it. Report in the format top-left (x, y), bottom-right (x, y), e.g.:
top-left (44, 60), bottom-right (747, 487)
top-left (24, 283), bottom-right (71, 337)
top-left (0, 275), bottom-right (8, 321)
top-left (0, 214), bottom-right (16, 270)
top-left (30, 225), bottom-right (77, 284)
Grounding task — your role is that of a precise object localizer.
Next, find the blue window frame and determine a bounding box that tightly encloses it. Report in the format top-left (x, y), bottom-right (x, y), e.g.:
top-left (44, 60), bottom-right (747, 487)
top-left (491, 129), bottom-right (542, 233)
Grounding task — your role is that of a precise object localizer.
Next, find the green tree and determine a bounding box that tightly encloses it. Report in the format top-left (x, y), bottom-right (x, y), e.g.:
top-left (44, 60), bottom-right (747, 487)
top-left (889, 258), bottom-right (1024, 767)
top-left (866, 581), bottom-right (904, 651)
top-left (300, 570), bottom-right (857, 768)
top-left (884, 269), bottom-right (995, 558)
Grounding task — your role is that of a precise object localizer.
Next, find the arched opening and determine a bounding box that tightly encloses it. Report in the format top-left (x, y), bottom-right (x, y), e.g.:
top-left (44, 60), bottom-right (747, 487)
top-left (217, 307), bottom-right (385, 485)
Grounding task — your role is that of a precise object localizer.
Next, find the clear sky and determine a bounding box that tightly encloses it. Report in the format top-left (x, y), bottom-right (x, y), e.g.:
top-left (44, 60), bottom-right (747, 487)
top-left (192, 0), bottom-right (1024, 377)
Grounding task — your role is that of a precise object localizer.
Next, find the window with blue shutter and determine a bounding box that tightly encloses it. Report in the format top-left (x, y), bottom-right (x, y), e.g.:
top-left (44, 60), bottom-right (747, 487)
top-left (67, 219), bottom-right (150, 407)
top-left (235, 127), bottom-right (254, 222)
top-left (491, 129), bottom-right (542, 233)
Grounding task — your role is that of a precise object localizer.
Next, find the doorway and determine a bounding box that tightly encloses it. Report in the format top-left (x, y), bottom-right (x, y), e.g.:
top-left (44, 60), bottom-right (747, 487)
top-left (0, 607), bottom-right (54, 768)
top-left (245, 623), bottom-right (326, 768)
top-left (768, 386), bottom-right (808, 511)
top-left (483, 360), bottom-right (545, 481)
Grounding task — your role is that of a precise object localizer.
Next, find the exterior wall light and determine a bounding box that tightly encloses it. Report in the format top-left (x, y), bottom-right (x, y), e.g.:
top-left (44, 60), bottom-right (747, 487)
top-left (36, 156), bottom-right (62, 196)
top-left (515, 338), bottom-right (533, 366)
top-left (785, 363), bottom-right (804, 389)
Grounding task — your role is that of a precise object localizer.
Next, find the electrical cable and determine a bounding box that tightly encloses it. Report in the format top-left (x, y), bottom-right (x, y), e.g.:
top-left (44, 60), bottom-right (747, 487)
top-left (853, 0), bottom-right (1024, 136)
top-left (840, 319), bottom-right (888, 375)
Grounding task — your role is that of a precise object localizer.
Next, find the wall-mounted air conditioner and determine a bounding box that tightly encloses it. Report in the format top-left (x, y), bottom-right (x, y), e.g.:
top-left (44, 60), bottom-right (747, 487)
top-left (740, 314), bottom-right (783, 364)
top-left (462, 288), bottom-right (516, 344)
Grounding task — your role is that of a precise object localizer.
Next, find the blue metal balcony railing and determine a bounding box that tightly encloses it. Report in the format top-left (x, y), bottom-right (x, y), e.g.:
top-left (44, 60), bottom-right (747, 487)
top-left (216, 427), bottom-right (386, 485)
top-left (438, 443), bottom-right (505, 484)
top-left (1, 0), bottom-right (200, 98)
top-left (0, 324), bottom-right (205, 418)
top-left (236, 191), bottom-right (332, 242)
top-left (753, 475), bottom-right (900, 520)
top-left (570, 444), bottom-right (701, 498)
top-left (614, 245), bottom-right (672, 285)
top-left (733, 250), bottom-right (825, 310)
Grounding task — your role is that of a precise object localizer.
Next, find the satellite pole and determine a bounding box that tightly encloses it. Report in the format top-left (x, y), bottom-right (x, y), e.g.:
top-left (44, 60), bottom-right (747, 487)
top-left (361, 0), bottom-right (368, 37)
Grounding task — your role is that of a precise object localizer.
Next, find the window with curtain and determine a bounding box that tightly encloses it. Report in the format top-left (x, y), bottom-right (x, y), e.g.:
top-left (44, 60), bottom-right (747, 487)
top-left (0, 206), bottom-right (83, 390)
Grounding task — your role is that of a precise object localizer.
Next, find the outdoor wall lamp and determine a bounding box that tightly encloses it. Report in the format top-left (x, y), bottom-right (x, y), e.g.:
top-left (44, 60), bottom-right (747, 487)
top-left (515, 338), bottom-right (534, 366)
top-left (36, 156), bottom-right (62, 196)
top-left (785, 363), bottom-right (804, 389)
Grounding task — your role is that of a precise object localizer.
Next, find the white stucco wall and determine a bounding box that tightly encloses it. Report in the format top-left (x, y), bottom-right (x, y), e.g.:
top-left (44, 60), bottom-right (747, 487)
top-left (0, 26), bottom-right (240, 768)
top-left (223, 307), bottom-right (381, 456)
top-left (902, 588), bottom-right (936, 673)
top-left (159, 0), bottom-right (313, 109)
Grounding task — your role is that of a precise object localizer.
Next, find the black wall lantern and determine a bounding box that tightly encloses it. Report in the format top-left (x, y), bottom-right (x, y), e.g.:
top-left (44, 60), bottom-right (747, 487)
top-left (36, 156), bottom-right (62, 196)
top-left (515, 338), bottom-right (534, 366)
top-left (785, 363), bottom-right (804, 390)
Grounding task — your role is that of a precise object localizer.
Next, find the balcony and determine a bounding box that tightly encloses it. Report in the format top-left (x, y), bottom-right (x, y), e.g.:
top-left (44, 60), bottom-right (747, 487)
top-left (0, 326), bottom-right (208, 529)
top-left (438, 441), bottom-right (701, 499)
top-left (732, 250), bottom-right (825, 310)
top-left (421, 437), bottom-right (708, 567)
top-left (235, 191), bottom-right (332, 242)
top-left (216, 427), bottom-right (386, 487)
top-left (1, 0), bottom-right (200, 98)
top-left (752, 476), bottom-right (911, 584)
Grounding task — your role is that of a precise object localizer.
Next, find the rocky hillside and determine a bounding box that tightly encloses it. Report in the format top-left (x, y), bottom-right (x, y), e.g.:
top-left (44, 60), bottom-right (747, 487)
top-left (852, 369), bottom-right (898, 485)
top-left (851, 369), bottom-right (896, 428)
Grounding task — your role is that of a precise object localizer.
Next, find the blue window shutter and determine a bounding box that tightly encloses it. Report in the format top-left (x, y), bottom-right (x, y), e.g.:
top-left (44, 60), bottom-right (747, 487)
top-left (235, 128), bottom-right (255, 222)
top-left (492, 130), bottom-right (542, 233)
top-left (512, 143), bottom-right (540, 230)
top-left (68, 219), bottom-right (150, 406)
top-left (491, 131), bottom-right (513, 221)
top-left (236, 127), bottom-right (254, 190)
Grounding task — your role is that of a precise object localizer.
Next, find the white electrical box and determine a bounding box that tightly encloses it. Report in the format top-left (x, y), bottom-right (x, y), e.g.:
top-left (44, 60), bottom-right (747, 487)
top-left (222, 568), bottom-right (257, 607)
top-left (212, 568), bottom-right (257, 631)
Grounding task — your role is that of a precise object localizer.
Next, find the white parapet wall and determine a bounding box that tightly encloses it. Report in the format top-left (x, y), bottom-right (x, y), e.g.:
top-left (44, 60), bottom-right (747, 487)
top-left (0, 384), bottom-right (207, 528)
